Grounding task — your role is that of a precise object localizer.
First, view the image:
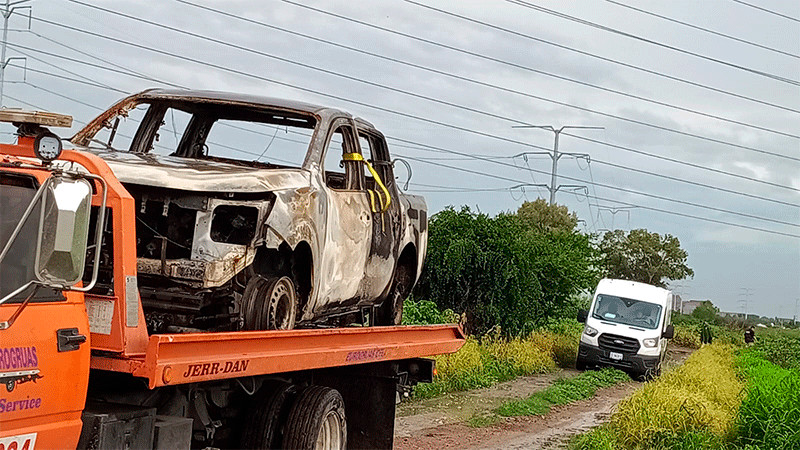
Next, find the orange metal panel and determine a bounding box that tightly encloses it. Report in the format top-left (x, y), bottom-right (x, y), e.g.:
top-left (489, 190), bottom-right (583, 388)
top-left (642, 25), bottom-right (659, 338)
top-left (0, 141), bottom-right (150, 357)
top-left (92, 325), bottom-right (466, 389)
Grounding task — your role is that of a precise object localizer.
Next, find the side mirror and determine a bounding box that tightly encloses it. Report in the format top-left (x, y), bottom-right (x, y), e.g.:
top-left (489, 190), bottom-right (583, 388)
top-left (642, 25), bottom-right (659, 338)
top-left (577, 309), bottom-right (588, 323)
top-left (35, 177), bottom-right (93, 286)
top-left (662, 324), bottom-right (675, 339)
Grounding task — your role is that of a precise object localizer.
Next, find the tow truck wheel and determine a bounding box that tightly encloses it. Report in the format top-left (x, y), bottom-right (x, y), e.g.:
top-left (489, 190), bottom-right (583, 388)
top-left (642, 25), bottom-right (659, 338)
top-left (282, 386), bottom-right (347, 450)
top-left (240, 381), bottom-right (297, 449)
top-left (243, 276), bottom-right (298, 330)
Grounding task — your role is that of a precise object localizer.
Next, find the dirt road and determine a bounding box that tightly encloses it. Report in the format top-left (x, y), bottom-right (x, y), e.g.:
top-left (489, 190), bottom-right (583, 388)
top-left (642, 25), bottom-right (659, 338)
top-left (394, 345), bottom-right (693, 449)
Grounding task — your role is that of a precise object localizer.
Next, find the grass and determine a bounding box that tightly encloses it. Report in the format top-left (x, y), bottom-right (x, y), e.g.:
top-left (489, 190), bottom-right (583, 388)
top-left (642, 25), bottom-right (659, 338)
top-left (495, 367), bottom-right (630, 417)
top-left (734, 350), bottom-right (800, 449)
top-left (414, 332), bottom-right (557, 398)
top-left (572, 344), bottom-right (744, 449)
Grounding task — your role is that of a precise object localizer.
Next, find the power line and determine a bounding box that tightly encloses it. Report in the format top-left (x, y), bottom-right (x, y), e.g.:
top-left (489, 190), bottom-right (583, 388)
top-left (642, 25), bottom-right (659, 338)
top-left (385, 136), bottom-right (800, 229)
top-left (605, 0), bottom-right (799, 59)
top-left (175, 0), bottom-right (799, 140)
top-left (18, 14), bottom-right (800, 219)
top-left (16, 38), bottom-right (800, 203)
top-left (396, 153), bottom-right (800, 239)
top-left (9, 75), bottom-right (798, 238)
top-left (28, 10), bottom-right (800, 165)
top-left (383, 0), bottom-right (799, 114)
top-left (730, 0), bottom-right (800, 23)
top-left (504, 0), bottom-right (800, 86)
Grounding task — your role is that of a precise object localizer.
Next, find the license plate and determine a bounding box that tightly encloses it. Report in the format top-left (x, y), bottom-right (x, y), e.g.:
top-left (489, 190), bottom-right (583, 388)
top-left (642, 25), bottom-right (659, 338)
top-left (0, 433), bottom-right (37, 450)
top-left (609, 352), bottom-right (623, 361)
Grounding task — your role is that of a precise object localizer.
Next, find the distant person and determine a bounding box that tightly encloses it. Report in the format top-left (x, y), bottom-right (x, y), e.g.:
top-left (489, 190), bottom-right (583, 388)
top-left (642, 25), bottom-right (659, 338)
top-left (700, 321), bottom-right (713, 345)
top-left (744, 326), bottom-right (755, 345)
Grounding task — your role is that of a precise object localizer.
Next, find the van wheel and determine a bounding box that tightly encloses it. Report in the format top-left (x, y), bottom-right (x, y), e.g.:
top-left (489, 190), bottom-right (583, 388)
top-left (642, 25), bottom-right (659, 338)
top-left (575, 357), bottom-right (587, 371)
top-left (282, 386), bottom-right (347, 450)
top-left (240, 381), bottom-right (297, 449)
top-left (243, 276), bottom-right (297, 330)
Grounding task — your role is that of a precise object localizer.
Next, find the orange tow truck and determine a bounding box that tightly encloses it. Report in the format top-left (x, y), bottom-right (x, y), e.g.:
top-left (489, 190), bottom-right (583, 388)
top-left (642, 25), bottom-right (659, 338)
top-left (0, 111), bottom-right (464, 449)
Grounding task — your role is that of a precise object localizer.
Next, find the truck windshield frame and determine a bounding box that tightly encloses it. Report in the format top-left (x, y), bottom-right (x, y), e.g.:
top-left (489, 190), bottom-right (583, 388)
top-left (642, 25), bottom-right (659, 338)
top-left (591, 293), bottom-right (663, 330)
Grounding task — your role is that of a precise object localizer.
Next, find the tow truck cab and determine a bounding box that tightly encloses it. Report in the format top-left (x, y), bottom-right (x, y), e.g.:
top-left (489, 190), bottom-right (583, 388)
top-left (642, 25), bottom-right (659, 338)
top-left (576, 278), bottom-right (675, 378)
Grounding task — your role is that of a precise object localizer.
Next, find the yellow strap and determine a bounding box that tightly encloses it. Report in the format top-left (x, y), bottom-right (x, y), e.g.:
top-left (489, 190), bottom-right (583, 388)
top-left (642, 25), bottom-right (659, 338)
top-left (342, 153), bottom-right (392, 212)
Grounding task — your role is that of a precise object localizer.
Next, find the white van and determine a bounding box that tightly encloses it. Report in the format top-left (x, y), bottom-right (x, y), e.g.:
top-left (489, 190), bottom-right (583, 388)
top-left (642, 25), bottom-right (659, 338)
top-left (576, 278), bottom-right (674, 378)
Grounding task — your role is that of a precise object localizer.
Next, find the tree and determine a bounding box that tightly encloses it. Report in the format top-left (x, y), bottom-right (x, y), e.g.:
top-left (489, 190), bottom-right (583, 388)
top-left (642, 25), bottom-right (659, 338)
top-left (517, 199), bottom-right (578, 233)
top-left (414, 206), bottom-right (599, 336)
top-left (599, 229), bottom-right (693, 288)
top-left (691, 300), bottom-right (720, 323)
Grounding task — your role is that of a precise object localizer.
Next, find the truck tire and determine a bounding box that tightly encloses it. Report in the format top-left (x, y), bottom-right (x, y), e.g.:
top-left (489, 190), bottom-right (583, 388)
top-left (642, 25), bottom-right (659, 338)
top-left (282, 386), bottom-right (347, 450)
top-left (240, 381), bottom-right (297, 449)
top-left (243, 276), bottom-right (297, 330)
top-left (575, 357), bottom-right (587, 371)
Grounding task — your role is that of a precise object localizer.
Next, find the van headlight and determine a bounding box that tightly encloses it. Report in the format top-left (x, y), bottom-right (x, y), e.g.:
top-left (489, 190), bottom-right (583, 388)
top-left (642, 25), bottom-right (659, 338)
top-left (643, 338), bottom-right (659, 348)
top-left (583, 325), bottom-right (598, 337)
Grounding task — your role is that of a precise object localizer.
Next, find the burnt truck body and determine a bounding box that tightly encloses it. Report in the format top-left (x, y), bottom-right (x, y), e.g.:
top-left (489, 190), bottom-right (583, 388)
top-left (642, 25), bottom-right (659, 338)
top-left (69, 89), bottom-right (427, 333)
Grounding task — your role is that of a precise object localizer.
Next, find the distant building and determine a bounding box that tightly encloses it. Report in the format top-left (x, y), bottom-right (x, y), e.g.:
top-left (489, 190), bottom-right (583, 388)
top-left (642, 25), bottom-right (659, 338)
top-left (672, 294), bottom-right (683, 312)
top-left (680, 300), bottom-right (705, 315)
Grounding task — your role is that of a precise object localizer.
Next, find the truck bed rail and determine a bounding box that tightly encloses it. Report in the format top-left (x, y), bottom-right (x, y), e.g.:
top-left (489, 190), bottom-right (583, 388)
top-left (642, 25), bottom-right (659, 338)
top-left (91, 324), bottom-right (465, 388)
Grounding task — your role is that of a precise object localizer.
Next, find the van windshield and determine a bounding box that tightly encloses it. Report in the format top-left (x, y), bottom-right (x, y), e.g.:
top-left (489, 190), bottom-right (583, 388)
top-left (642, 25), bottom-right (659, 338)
top-left (591, 294), bottom-right (662, 330)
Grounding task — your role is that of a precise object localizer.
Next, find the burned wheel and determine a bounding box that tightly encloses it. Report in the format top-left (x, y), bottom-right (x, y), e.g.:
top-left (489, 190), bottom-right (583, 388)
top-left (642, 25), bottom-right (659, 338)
top-left (242, 275), bottom-right (297, 330)
top-left (377, 264), bottom-right (412, 326)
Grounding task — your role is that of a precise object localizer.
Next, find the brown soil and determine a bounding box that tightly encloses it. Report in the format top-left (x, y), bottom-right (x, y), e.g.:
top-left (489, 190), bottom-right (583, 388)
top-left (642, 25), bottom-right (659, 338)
top-left (394, 345), bottom-right (694, 449)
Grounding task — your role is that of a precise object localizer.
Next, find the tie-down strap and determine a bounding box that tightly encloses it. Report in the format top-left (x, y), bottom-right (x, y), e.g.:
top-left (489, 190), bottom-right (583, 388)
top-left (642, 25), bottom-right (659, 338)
top-left (342, 153), bottom-right (392, 213)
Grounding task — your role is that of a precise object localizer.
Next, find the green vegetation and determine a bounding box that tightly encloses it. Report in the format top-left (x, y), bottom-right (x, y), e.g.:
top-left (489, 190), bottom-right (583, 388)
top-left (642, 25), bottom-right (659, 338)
top-left (735, 352), bottom-right (800, 449)
top-left (573, 344), bottom-right (743, 449)
top-left (496, 368), bottom-right (629, 417)
top-left (401, 297), bottom-right (459, 326)
top-left (598, 228), bottom-right (693, 288)
top-left (414, 332), bottom-right (557, 399)
top-left (414, 204), bottom-right (600, 336)
top-left (572, 328), bottom-right (800, 449)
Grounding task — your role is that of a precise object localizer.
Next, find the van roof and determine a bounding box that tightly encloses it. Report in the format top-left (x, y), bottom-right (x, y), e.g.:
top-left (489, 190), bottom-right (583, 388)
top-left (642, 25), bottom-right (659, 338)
top-left (595, 278), bottom-right (671, 303)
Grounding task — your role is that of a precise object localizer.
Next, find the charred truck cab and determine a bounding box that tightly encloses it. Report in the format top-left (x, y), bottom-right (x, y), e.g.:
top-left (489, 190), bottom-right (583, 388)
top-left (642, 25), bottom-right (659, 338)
top-left (576, 278), bottom-right (675, 379)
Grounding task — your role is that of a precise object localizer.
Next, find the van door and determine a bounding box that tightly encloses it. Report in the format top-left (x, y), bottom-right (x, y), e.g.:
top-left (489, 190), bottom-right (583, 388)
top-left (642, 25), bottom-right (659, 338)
top-left (0, 171), bottom-right (90, 449)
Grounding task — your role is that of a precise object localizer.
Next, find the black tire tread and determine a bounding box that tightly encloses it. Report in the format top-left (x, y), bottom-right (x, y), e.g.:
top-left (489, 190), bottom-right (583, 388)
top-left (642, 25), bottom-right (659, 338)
top-left (240, 381), bottom-right (296, 449)
top-left (282, 385), bottom-right (346, 450)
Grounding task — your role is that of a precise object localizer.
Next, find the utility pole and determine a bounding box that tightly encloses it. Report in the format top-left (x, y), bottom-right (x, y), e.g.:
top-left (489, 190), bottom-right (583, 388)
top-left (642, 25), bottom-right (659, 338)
top-left (739, 288), bottom-right (754, 322)
top-left (0, 0), bottom-right (30, 107)
top-left (513, 125), bottom-right (603, 204)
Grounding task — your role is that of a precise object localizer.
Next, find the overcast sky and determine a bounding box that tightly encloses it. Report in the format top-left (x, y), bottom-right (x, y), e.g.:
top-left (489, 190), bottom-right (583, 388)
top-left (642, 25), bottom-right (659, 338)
top-left (2, 0), bottom-right (798, 318)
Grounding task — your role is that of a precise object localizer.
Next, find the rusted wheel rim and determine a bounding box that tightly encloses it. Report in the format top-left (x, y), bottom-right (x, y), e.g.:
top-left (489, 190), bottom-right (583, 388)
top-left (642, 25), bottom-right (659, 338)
top-left (268, 276), bottom-right (297, 330)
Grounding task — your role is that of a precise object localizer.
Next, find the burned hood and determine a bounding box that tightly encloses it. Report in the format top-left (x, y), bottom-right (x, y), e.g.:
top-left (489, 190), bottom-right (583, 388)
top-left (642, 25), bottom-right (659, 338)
top-left (83, 149), bottom-right (310, 193)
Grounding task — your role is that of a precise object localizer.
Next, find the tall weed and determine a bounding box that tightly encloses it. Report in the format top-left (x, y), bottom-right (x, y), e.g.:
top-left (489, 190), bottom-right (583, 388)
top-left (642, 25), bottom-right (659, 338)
top-left (574, 344), bottom-right (743, 449)
top-left (735, 351), bottom-right (800, 449)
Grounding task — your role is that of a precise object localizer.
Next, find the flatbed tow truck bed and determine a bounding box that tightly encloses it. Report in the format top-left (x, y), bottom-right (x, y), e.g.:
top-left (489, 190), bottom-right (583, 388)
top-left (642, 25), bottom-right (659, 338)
top-left (94, 324), bottom-right (465, 388)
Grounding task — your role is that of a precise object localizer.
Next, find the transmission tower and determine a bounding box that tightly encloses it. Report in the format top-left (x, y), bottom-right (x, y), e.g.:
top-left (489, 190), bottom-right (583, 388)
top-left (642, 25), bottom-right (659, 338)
top-left (512, 125), bottom-right (603, 204)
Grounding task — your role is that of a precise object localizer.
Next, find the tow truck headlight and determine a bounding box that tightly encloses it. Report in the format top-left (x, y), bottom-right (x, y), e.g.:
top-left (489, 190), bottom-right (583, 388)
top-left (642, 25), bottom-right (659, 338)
top-left (583, 325), bottom-right (598, 337)
top-left (643, 338), bottom-right (659, 348)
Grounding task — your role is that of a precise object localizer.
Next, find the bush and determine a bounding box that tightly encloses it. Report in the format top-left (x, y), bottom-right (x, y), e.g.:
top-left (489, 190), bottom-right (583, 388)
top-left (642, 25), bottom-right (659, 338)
top-left (401, 297), bottom-right (458, 325)
top-left (414, 206), bottom-right (598, 336)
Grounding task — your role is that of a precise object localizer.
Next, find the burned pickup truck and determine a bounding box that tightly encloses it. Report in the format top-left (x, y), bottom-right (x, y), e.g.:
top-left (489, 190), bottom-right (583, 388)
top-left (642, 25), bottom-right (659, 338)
top-left (69, 89), bottom-right (427, 333)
